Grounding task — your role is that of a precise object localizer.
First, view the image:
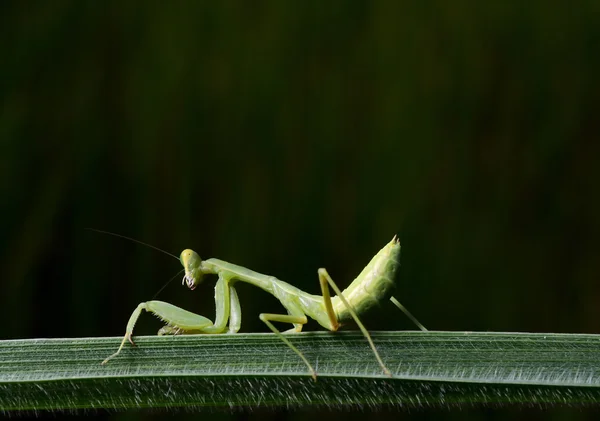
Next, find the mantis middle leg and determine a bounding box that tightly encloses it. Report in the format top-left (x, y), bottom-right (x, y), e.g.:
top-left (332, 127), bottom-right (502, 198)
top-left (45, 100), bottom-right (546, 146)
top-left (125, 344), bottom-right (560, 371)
top-left (259, 309), bottom-right (313, 379)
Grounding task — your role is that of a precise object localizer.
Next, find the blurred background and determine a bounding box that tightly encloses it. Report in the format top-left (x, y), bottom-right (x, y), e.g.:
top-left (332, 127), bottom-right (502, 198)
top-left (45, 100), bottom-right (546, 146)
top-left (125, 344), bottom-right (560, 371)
top-left (1, 2), bottom-right (599, 420)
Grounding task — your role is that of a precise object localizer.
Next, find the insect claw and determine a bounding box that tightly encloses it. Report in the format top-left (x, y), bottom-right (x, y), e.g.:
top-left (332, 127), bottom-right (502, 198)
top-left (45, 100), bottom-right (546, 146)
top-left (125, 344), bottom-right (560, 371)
top-left (127, 333), bottom-right (136, 347)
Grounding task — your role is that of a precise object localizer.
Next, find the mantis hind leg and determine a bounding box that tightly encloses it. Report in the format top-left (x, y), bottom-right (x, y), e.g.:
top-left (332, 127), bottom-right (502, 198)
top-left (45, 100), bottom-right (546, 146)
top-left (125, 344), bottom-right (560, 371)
top-left (258, 313), bottom-right (316, 380)
top-left (389, 296), bottom-right (428, 331)
top-left (318, 268), bottom-right (392, 377)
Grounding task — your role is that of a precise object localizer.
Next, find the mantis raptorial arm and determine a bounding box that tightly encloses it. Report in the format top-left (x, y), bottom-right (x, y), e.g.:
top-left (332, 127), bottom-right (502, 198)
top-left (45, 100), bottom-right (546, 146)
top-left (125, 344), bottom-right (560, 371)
top-left (102, 275), bottom-right (233, 364)
top-left (200, 275), bottom-right (231, 334)
top-left (101, 301), bottom-right (214, 364)
top-left (228, 285), bottom-right (242, 334)
top-left (158, 283), bottom-right (242, 336)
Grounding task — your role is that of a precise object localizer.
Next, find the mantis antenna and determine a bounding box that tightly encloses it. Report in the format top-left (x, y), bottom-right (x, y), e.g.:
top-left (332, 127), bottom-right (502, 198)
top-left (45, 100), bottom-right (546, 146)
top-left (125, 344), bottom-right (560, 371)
top-left (85, 227), bottom-right (183, 298)
top-left (85, 228), bottom-right (180, 260)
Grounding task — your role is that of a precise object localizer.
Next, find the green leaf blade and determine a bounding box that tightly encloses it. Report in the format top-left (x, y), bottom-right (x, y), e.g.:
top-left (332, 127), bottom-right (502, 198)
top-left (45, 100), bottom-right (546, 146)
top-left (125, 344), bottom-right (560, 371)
top-left (2, 331), bottom-right (600, 412)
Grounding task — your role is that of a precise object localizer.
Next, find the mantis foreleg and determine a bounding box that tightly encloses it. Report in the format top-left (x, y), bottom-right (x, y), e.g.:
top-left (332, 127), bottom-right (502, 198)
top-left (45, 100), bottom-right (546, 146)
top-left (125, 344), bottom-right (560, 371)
top-left (101, 300), bottom-right (214, 364)
top-left (200, 275), bottom-right (231, 334)
top-left (158, 283), bottom-right (242, 336)
top-left (102, 275), bottom-right (234, 364)
top-left (228, 285), bottom-right (242, 333)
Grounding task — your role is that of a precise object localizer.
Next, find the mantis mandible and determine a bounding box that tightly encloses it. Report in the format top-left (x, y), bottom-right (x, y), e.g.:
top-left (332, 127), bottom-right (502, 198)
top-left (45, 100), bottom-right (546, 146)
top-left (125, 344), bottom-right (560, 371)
top-left (100, 233), bottom-right (427, 380)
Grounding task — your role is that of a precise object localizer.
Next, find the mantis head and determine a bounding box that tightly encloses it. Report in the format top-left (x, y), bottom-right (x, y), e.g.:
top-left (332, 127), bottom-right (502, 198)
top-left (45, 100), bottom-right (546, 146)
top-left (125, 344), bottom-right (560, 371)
top-left (180, 249), bottom-right (204, 290)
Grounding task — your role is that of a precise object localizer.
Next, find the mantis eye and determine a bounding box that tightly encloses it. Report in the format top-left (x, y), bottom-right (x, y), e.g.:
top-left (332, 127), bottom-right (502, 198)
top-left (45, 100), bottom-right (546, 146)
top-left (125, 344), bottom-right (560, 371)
top-left (180, 249), bottom-right (201, 266)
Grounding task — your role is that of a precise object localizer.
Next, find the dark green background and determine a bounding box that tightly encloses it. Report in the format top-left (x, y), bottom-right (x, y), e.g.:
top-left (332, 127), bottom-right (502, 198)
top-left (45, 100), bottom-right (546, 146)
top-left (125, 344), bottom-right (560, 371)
top-left (1, 2), bottom-right (599, 420)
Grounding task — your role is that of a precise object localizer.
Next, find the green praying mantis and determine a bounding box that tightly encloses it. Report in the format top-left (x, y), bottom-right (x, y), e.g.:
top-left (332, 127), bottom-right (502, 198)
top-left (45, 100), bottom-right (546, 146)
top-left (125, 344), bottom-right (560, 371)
top-left (99, 231), bottom-right (427, 380)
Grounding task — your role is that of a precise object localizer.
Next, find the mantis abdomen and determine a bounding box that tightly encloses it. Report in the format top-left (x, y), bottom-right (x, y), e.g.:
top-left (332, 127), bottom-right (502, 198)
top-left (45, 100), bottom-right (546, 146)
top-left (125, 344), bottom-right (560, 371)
top-left (333, 237), bottom-right (400, 322)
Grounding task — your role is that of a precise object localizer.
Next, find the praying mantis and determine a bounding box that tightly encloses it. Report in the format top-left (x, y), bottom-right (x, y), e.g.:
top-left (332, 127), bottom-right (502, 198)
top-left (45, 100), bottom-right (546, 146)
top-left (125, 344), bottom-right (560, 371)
top-left (99, 232), bottom-right (427, 380)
